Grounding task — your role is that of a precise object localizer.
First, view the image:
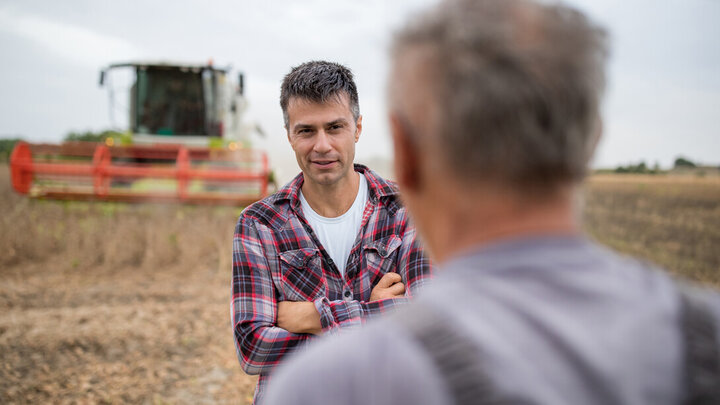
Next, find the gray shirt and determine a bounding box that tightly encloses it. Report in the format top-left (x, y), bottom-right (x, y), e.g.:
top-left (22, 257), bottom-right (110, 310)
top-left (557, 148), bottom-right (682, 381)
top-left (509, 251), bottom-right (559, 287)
top-left (264, 236), bottom-right (720, 405)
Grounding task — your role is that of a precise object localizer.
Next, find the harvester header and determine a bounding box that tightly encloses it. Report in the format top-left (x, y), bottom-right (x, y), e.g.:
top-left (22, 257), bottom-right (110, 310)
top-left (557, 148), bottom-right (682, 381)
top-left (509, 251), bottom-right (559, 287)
top-left (10, 61), bottom-right (272, 206)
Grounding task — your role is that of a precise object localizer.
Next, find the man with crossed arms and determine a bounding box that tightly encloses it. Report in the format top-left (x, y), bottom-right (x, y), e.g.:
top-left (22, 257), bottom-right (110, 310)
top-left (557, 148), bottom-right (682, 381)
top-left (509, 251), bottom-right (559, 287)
top-left (231, 61), bottom-right (433, 403)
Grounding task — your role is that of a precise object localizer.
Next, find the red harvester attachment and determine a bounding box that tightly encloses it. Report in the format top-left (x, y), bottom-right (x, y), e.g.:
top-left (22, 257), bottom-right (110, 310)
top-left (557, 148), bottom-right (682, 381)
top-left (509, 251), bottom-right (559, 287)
top-left (10, 141), bottom-right (271, 206)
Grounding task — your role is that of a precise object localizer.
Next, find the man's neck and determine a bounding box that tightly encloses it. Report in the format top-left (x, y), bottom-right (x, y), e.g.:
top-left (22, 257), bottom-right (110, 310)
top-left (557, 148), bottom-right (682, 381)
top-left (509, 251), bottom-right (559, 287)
top-left (425, 183), bottom-right (580, 264)
top-left (301, 170), bottom-right (360, 218)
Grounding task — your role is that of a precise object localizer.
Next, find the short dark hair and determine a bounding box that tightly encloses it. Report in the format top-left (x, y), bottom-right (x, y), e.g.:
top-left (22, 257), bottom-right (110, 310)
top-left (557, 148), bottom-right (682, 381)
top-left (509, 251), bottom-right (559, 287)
top-left (280, 61), bottom-right (360, 127)
top-left (391, 0), bottom-right (608, 187)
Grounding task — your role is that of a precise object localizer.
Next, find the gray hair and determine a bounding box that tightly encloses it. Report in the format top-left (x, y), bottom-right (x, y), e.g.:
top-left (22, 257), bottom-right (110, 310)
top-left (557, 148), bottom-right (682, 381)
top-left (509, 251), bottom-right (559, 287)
top-left (280, 61), bottom-right (360, 127)
top-left (390, 0), bottom-right (609, 187)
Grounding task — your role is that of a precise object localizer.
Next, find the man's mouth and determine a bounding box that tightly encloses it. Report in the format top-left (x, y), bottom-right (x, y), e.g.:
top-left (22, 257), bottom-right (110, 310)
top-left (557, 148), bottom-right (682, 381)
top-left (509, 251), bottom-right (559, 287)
top-left (311, 160), bottom-right (338, 168)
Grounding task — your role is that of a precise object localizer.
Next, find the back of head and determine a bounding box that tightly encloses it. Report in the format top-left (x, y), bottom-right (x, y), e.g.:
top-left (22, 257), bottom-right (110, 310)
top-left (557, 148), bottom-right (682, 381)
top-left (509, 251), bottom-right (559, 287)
top-left (390, 0), bottom-right (609, 190)
top-left (280, 60), bottom-right (360, 128)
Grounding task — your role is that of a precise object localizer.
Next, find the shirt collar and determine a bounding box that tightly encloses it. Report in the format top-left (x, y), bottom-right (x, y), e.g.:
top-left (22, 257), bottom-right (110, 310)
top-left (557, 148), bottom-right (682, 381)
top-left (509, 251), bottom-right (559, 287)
top-left (273, 164), bottom-right (400, 214)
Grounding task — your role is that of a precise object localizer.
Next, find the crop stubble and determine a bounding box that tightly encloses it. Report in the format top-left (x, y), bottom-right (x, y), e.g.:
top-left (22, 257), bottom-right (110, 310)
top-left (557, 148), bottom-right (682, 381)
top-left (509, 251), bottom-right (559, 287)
top-left (1, 166), bottom-right (718, 403)
top-left (584, 175), bottom-right (720, 287)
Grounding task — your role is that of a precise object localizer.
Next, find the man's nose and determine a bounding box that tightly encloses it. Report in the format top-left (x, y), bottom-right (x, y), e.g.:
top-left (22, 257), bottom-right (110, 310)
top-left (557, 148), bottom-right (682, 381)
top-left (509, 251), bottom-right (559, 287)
top-left (313, 130), bottom-right (332, 154)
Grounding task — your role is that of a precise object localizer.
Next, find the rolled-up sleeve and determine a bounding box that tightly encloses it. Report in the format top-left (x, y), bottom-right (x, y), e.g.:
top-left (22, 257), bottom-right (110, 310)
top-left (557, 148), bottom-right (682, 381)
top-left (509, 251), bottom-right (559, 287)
top-left (313, 296), bottom-right (406, 332)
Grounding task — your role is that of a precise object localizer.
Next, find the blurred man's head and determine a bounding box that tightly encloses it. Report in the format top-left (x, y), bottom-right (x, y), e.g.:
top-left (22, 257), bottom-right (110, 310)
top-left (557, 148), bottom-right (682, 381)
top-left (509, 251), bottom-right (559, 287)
top-left (280, 61), bottom-right (363, 188)
top-left (389, 0), bottom-right (608, 260)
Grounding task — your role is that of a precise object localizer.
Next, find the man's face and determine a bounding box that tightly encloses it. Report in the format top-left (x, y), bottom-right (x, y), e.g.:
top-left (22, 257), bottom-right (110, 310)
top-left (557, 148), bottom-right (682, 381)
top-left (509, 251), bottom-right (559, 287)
top-left (286, 94), bottom-right (361, 188)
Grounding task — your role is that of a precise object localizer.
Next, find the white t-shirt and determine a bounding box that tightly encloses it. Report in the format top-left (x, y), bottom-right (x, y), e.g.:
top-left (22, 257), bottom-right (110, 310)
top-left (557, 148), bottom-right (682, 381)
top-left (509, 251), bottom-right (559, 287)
top-left (299, 173), bottom-right (368, 278)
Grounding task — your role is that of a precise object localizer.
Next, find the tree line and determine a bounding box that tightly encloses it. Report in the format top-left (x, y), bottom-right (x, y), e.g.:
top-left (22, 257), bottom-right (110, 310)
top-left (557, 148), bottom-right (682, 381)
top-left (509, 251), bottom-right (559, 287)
top-left (594, 157), bottom-right (707, 175)
top-left (0, 130), bottom-right (120, 161)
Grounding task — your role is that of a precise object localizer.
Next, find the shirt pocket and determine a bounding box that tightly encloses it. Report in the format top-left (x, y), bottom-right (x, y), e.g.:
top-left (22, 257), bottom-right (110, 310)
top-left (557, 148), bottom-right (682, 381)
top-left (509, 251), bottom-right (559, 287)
top-left (278, 247), bottom-right (326, 302)
top-left (362, 234), bottom-right (403, 286)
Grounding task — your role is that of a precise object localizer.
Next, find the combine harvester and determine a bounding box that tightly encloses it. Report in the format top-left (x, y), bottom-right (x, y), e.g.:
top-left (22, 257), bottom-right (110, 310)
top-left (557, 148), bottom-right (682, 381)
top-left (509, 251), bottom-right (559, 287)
top-left (10, 61), bottom-right (272, 206)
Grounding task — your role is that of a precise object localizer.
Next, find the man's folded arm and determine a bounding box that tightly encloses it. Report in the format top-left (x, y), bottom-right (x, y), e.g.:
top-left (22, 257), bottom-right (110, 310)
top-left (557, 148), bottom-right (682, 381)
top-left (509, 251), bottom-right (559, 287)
top-left (231, 216), bottom-right (311, 375)
top-left (313, 296), bottom-right (407, 332)
top-left (313, 221), bottom-right (433, 332)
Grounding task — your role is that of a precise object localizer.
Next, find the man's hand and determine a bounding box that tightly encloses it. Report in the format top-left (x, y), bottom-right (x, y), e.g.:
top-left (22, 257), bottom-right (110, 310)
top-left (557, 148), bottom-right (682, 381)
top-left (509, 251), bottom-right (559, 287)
top-left (370, 272), bottom-right (406, 301)
top-left (277, 301), bottom-right (323, 335)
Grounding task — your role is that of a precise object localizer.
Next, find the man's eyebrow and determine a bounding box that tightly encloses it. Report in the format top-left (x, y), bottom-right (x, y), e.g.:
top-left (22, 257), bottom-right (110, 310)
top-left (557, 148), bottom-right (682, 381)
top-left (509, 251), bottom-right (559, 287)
top-left (292, 123), bottom-right (314, 132)
top-left (326, 118), bottom-right (349, 127)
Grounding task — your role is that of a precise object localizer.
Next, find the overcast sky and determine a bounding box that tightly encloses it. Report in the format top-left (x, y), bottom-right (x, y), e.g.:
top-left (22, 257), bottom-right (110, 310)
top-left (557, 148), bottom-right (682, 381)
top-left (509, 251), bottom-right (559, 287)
top-left (1, 0), bottom-right (718, 182)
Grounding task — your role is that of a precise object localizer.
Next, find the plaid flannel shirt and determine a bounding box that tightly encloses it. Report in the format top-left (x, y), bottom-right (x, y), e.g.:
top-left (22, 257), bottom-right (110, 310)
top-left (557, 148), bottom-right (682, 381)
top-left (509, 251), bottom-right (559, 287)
top-left (231, 164), bottom-right (433, 402)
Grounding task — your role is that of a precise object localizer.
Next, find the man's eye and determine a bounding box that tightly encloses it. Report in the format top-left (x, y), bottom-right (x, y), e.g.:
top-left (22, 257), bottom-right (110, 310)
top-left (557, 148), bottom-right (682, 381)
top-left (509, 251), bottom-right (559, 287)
top-left (329, 124), bottom-right (342, 131)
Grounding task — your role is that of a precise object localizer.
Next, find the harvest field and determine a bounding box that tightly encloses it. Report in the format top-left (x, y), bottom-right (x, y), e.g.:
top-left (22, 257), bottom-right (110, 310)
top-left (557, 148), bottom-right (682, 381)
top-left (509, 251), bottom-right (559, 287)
top-left (584, 174), bottom-right (720, 287)
top-left (1, 165), bottom-right (719, 403)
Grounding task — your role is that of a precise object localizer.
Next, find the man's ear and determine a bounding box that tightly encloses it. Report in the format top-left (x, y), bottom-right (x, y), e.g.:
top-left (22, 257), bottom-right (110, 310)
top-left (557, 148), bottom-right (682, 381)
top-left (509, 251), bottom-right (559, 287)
top-left (389, 113), bottom-right (420, 193)
top-left (354, 115), bottom-right (363, 143)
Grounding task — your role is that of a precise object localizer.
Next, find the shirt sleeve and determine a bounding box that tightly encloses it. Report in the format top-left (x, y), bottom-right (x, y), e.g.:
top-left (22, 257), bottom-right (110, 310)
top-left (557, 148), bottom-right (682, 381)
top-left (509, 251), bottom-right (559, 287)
top-left (313, 296), bottom-right (406, 332)
top-left (312, 216), bottom-right (434, 333)
top-left (231, 215), bottom-right (311, 375)
top-left (397, 221), bottom-right (434, 297)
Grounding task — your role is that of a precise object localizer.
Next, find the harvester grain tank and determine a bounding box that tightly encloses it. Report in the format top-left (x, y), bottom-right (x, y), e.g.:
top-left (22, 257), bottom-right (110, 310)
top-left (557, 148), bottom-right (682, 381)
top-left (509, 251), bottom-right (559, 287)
top-left (10, 61), bottom-right (272, 205)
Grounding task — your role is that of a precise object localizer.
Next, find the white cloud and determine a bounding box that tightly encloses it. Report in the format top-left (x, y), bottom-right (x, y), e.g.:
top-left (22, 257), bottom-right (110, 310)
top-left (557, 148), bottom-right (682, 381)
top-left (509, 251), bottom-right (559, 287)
top-left (0, 7), bottom-right (142, 67)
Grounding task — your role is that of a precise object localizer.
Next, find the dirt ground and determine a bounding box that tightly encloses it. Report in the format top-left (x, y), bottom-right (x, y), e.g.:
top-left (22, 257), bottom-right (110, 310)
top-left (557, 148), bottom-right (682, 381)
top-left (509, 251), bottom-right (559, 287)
top-left (0, 165), bottom-right (257, 404)
top-left (1, 166), bottom-right (719, 403)
top-left (584, 175), bottom-right (720, 287)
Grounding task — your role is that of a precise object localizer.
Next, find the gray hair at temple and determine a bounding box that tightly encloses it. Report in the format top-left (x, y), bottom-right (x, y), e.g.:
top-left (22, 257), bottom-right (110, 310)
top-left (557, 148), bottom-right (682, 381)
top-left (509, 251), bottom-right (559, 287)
top-left (280, 61), bottom-right (361, 128)
top-left (389, 0), bottom-right (609, 188)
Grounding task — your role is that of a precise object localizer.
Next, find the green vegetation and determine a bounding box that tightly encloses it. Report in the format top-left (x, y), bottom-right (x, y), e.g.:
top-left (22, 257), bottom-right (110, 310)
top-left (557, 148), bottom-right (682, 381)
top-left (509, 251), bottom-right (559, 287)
top-left (673, 157), bottom-right (696, 168)
top-left (64, 129), bottom-right (123, 142)
top-left (612, 161), bottom-right (662, 174)
top-left (595, 157), bottom-right (715, 176)
top-left (0, 138), bottom-right (22, 161)
top-left (1, 129), bottom-right (121, 162)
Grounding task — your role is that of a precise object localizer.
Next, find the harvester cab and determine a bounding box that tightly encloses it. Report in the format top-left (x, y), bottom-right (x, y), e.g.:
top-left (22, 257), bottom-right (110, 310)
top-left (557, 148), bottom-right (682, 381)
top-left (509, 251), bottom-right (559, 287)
top-left (99, 61), bottom-right (256, 148)
top-left (10, 61), bottom-right (272, 206)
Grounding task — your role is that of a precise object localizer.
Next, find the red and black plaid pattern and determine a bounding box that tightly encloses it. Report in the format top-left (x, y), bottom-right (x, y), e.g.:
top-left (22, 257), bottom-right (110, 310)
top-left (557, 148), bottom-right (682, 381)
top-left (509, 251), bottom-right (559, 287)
top-left (231, 164), bottom-right (433, 402)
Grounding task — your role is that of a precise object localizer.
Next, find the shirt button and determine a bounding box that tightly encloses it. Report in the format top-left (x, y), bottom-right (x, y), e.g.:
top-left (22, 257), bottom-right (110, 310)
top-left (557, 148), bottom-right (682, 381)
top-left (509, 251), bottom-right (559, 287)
top-left (343, 290), bottom-right (352, 300)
